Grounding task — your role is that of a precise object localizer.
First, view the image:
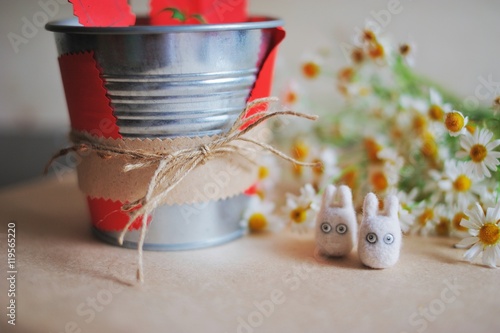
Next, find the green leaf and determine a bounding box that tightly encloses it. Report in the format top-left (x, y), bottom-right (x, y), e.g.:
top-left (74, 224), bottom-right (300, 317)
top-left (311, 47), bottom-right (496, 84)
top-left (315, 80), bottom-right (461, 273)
top-left (190, 14), bottom-right (207, 24)
top-left (161, 7), bottom-right (186, 22)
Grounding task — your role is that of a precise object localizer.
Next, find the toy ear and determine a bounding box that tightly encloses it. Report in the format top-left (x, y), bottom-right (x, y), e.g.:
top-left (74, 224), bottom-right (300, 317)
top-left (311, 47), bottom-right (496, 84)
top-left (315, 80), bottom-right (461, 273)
top-left (363, 192), bottom-right (378, 218)
top-left (338, 185), bottom-right (353, 208)
top-left (322, 184), bottom-right (336, 208)
top-left (384, 195), bottom-right (399, 218)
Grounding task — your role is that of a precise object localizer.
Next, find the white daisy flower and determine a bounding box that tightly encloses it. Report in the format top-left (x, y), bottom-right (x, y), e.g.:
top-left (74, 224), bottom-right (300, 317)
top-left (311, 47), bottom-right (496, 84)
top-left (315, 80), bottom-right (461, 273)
top-left (289, 139), bottom-right (311, 179)
top-left (399, 42), bottom-right (417, 67)
top-left (282, 80), bottom-right (301, 106)
top-left (284, 184), bottom-right (320, 234)
top-left (480, 188), bottom-right (499, 209)
top-left (399, 209), bottom-right (414, 234)
top-left (450, 204), bottom-right (470, 238)
top-left (389, 188), bottom-right (418, 233)
top-left (300, 53), bottom-right (323, 80)
top-left (364, 134), bottom-right (388, 164)
top-left (400, 95), bottom-right (428, 113)
top-left (405, 93), bottom-right (433, 136)
top-left (424, 168), bottom-right (447, 202)
top-left (311, 147), bottom-right (340, 191)
top-left (436, 142), bottom-right (452, 163)
top-left (410, 195), bottom-right (440, 236)
top-left (367, 162), bottom-right (399, 194)
top-left (344, 82), bottom-right (372, 98)
top-left (457, 202), bottom-right (500, 268)
top-left (240, 196), bottom-right (283, 233)
top-left (444, 110), bottom-right (468, 137)
top-left (351, 25), bottom-right (394, 66)
top-left (368, 36), bottom-right (393, 64)
top-left (254, 155), bottom-right (281, 199)
top-left (428, 88), bottom-right (452, 121)
top-left (430, 204), bottom-right (452, 237)
top-left (412, 88), bottom-right (450, 136)
top-left (352, 25), bottom-right (382, 48)
top-left (418, 130), bottom-right (450, 162)
top-left (287, 143), bottom-right (340, 191)
top-left (457, 128), bottom-right (500, 179)
top-left (412, 205), bottom-right (437, 236)
top-left (377, 147), bottom-right (404, 170)
top-left (438, 160), bottom-right (483, 207)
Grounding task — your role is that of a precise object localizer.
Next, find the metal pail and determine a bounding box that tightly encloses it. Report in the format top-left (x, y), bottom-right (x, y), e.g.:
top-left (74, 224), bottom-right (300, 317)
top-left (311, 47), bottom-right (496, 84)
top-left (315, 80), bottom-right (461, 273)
top-left (46, 17), bottom-right (283, 250)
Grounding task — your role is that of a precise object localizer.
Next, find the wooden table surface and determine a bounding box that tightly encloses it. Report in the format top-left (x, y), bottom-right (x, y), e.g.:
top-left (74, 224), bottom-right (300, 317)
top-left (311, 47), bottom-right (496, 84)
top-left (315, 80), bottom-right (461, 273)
top-left (0, 174), bottom-right (498, 333)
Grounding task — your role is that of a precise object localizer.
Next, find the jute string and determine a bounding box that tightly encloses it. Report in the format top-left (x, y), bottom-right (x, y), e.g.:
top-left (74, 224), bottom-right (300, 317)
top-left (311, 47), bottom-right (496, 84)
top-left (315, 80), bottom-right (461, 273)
top-left (45, 97), bottom-right (319, 283)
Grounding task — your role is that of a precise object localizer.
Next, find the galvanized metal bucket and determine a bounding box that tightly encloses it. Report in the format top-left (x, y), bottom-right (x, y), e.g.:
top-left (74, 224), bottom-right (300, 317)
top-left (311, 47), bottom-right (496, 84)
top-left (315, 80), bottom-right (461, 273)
top-left (46, 17), bottom-right (283, 250)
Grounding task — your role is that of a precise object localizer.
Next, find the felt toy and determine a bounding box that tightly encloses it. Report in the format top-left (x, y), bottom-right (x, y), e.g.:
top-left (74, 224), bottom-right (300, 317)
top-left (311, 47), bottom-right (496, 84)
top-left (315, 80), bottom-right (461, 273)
top-left (315, 185), bottom-right (357, 257)
top-left (358, 192), bottom-right (402, 269)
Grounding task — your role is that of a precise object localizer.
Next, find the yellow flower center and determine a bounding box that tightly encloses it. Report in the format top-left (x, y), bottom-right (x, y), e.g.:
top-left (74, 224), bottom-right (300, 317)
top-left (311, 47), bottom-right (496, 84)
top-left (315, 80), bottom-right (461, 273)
top-left (418, 208), bottom-right (434, 227)
top-left (368, 42), bottom-right (384, 59)
top-left (292, 164), bottom-right (303, 177)
top-left (436, 218), bottom-right (450, 236)
top-left (285, 91), bottom-right (298, 105)
top-left (364, 138), bottom-right (382, 163)
top-left (453, 174), bottom-right (472, 192)
top-left (470, 144), bottom-right (487, 163)
top-left (351, 48), bottom-right (364, 64)
top-left (445, 111), bottom-right (465, 133)
top-left (248, 213), bottom-right (268, 232)
top-left (399, 44), bottom-right (410, 56)
top-left (363, 30), bottom-right (376, 42)
top-left (428, 105), bottom-right (444, 121)
top-left (370, 171), bottom-right (388, 192)
top-left (378, 198), bottom-right (385, 211)
top-left (452, 212), bottom-right (468, 232)
top-left (290, 207), bottom-right (307, 224)
top-left (479, 223), bottom-right (500, 245)
top-left (421, 133), bottom-right (438, 159)
top-left (413, 114), bottom-right (427, 135)
top-left (292, 141), bottom-right (309, 161)
top-left (340, 169), bottom-right (358, 190)
top-left (338, 67), bottom-right (354, 82)
top-left (337, 84), bottom-right (348, 97)
top-left (360, 87), bottom-right (371, 97)
top-left (466, 124), bottom-right (476, 134)
top-left (312, 158), bottom-right (324, 176)
top-left (258, 166), bottom-right (269, 180)
top-left (302, 62), bottom-right (320, 79)
top-left (391, 128), bottom-right (403, 140)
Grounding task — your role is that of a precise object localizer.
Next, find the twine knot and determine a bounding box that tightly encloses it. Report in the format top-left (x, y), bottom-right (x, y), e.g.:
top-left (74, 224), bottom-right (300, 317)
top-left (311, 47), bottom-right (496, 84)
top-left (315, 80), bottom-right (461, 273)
top-left (199, 144), bottom-right (211, 162)
top-left (45, 97), bottom-right (319, 283)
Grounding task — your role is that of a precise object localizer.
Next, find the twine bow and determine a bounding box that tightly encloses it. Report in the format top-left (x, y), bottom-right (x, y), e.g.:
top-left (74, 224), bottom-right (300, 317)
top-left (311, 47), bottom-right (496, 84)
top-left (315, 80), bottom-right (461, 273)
top-left (46, 97), bottom-right (319, 283)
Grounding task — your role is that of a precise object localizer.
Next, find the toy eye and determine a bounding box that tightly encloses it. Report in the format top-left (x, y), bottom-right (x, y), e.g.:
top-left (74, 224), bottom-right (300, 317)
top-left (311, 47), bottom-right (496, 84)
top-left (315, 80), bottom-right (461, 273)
top-left (321, 222), bottom-right (332, 233)
top-left (336, 223), bottom-right (348, 234)
top-left (366, 233), bottom-right (377, 244)
top-left (383, 233), bottom-right (394, 244)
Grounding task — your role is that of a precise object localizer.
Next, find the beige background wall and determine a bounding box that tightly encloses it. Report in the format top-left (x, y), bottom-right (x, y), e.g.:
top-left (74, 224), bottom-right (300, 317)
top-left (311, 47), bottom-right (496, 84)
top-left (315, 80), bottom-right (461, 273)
top-left (1, 0), bottom-right (499, 132)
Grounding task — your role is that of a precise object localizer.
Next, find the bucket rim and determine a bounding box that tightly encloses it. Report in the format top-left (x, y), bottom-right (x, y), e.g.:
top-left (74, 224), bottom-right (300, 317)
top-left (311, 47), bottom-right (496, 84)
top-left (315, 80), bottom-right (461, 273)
top-left (45, 16), bottom-right (284, 34)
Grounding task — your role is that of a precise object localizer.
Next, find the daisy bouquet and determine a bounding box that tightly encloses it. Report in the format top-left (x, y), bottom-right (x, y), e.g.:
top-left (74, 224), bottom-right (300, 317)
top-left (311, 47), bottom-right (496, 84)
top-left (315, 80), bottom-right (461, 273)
top-left (240, 28), bottom-right (500, 268)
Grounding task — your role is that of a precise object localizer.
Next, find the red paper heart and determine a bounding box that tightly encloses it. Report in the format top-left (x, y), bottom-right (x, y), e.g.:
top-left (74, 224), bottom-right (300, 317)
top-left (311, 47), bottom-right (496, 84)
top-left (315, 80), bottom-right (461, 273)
top-left (69, 0), bottom-right (136, 27)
